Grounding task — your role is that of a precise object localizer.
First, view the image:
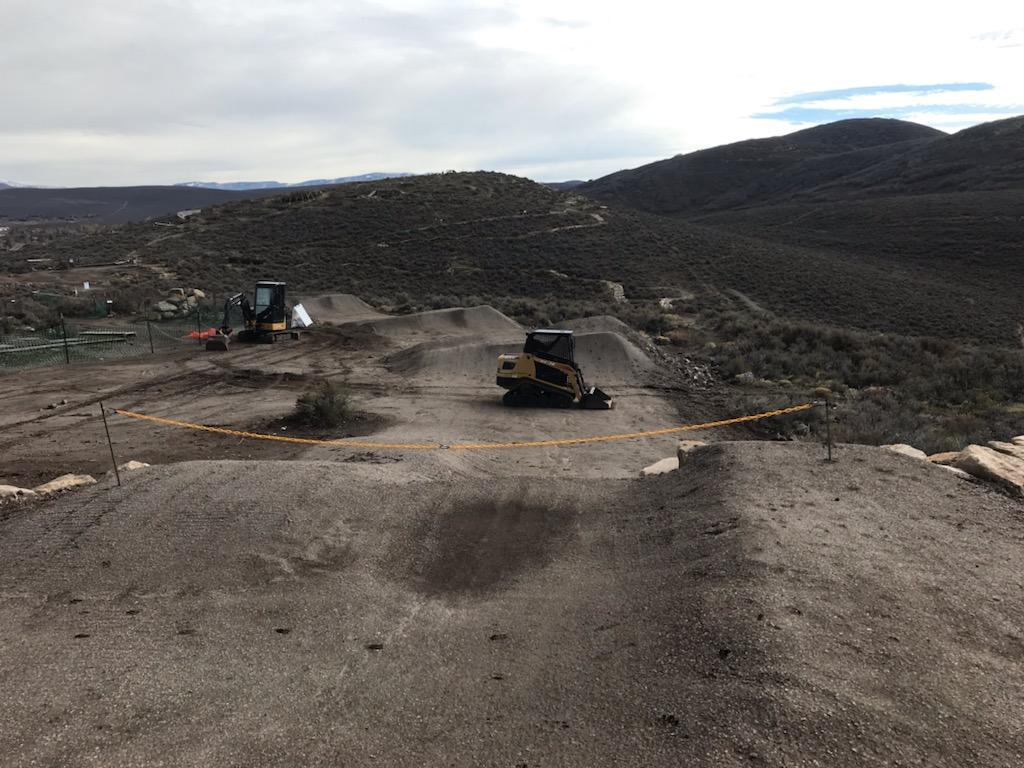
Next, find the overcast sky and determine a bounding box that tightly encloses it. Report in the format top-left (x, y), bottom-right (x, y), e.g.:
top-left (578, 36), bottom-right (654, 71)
top-left (1, 0), bottom-right (1022, 186)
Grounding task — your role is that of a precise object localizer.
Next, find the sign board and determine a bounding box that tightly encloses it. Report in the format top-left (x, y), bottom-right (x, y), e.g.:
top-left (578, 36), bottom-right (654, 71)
top-left (292, 303), bottom-right (313, 328)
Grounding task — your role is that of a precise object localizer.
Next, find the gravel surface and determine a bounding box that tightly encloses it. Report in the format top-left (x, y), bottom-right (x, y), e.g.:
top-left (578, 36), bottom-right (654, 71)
top-left (2, 442), bottom-right (1023, 766)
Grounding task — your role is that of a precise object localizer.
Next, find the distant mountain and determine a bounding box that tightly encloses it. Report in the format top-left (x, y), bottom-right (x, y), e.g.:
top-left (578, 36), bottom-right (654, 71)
top-left (543, 180), bottom-right (585, 191)
top-left (0, 185), bottom-right (282, 224)
top-left (578, 118), bottom-right (945, 215)
top-left (178, 172), bottom-right (413, 191)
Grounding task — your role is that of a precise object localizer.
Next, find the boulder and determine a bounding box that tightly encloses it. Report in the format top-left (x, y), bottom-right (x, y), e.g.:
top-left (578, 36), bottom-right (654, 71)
top-left (169, 288), bottom-right (185, 298)
top-left (118, 460), bottom-right (150, 472)
top-left (950, 446), bottom-right (1024, 493)
top-left (928, 451), bottom-right (960, 464)
top-left (677, 440), bottom-right (707, 462)
top-left (154, 300), bottom-right (177, 313)
top-left (166, 295), bottom-right (184, 306)
top-left (185, 295), bottom-right (198, 307)
top-left (938, 465), bottom-right (973, 480)
top-left (987, 441), bottom-right (1024, 462)
top-left (734, 371), bottom-right (755, 385)
top-left (640, 457), bottom-right (679, 477)
top-left (192, 288), bottom-right (206, 299)
top-left (882, 444), bottom-right (928, 461)
top-left (34, 473), bottom-right (97, 495)
top-left (0, 485), bottom-right (37, 501)
top-left (1011, 436), bottom-right (1024, 447)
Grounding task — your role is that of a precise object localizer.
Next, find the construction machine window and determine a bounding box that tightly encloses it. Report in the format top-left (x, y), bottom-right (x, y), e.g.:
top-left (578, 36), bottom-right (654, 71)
top-left (254, 285), bottom-right (274, 313)
top-left (524, 332), bottom-right (574, 364)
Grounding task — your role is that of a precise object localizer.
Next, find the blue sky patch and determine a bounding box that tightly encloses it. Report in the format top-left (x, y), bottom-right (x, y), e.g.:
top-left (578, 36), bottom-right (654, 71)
top-left (773, 83), bottom-right (994, 105)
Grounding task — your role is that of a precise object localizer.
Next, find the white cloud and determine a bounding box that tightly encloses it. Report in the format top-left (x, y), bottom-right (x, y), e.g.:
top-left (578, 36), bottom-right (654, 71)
top-left (0, 0), bottom-right (1021, 185)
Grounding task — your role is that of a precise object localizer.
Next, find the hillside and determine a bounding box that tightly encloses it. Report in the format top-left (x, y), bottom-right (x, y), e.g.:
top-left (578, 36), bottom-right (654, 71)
top-left (179, 172), bottom-right (413, 191)
top-left (5, 171), bottom-right (1023, 345)
top-left (578, 118), bottom-right (943, 215)
top-left (0, 185), bottom-right (285, 225)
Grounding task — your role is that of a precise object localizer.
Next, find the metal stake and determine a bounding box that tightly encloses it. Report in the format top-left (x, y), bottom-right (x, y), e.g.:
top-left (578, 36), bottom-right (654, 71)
top-left (146, 319), bottom-right (155, 354)
top-left (60, 314), bottom-right (70, 365)
top-left (825, 397), bottom-right (834, 462)
top-left (100, 400), bottom-right (121, 487)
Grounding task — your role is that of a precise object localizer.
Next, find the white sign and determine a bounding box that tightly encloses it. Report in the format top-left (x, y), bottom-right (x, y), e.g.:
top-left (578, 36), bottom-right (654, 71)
top-left (292, 303), bottom-right (313, 328)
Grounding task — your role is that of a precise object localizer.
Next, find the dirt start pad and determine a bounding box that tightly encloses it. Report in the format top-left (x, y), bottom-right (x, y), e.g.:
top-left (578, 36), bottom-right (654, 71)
top-left (114, 402), bottom-right (816, 451)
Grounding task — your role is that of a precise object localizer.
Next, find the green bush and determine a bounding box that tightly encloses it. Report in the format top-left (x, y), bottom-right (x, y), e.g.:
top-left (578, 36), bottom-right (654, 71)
top-left (294, 380), bottom-right (351, 428)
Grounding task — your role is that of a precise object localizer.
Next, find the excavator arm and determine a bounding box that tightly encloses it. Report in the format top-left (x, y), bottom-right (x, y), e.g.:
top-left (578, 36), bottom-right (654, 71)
top-left (218, 292), bottom-right (255, 336)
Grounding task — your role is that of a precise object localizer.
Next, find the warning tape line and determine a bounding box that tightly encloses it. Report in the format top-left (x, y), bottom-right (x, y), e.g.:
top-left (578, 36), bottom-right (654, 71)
top-left (113, 402), bottom-right (816, 451)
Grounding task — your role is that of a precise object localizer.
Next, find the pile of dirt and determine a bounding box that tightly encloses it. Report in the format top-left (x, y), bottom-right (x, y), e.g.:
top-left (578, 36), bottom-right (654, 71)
top-left (300, 293), bottom-right (383, 324)
top-left (2, 444), bottom-right (1022, 765)
top-left (361, 305), bottom-right (522, 339)
top-left (385, 329), bottom-right (654, 384)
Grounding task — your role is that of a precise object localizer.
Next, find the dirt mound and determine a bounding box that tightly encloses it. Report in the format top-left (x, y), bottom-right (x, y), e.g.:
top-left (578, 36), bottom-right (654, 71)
top-left (301, 293), bottom-right (383, 324)
top-left (3, 445), bottom-right (1022, 765)
top-left (554, 315), bottom-right (634, 335)
top-left (385, 330), bottom-right (654, 383)
top-left (362, 305), bottom-right (521, 339)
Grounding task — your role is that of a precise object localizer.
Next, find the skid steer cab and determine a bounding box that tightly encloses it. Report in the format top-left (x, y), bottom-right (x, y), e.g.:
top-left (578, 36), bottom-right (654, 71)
top-left (496, 329), bottom-right (613, 409)
top-left (205, 281), bottom-right (306, 350)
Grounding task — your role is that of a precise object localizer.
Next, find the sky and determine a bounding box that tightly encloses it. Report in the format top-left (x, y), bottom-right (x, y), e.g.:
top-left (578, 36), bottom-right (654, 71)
top-left (1, 0), bottom-right (1022, 187)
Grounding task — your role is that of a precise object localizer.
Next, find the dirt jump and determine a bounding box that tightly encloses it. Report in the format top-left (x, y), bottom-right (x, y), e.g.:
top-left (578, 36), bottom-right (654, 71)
top-left (2, 297), bottom-right (1023, 766)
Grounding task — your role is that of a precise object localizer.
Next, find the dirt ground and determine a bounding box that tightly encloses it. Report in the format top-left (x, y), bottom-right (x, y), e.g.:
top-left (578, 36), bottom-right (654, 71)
top-left (2, 297), bottom-right (1022, 766)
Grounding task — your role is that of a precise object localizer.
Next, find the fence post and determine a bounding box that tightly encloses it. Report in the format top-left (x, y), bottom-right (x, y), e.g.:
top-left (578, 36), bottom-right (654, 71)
top-left (60, 314), bottom-right (70, 365)
top-left (825, 397), bottom-right (834, 462)
top-left (99, 400), bottom-right (121, 487)
top-left (146, 319), bottom-right (155, 354)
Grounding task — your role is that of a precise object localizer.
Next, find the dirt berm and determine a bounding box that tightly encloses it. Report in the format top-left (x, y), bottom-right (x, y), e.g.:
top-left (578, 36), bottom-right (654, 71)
top-left (385, 330), bottom-right (655, 384)
top-left (359, 305), bottom-right (522, 338)
top-left (2, 442), bottom-right (1022, 766)
top-left (301, 293), bottom-right (384, 324)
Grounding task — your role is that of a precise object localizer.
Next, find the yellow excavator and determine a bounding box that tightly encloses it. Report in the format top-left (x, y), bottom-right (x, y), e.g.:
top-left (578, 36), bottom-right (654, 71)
top-left (205, 281), bottom-right (303, 350)
top-left (496, 329), bottom-right (613, 409)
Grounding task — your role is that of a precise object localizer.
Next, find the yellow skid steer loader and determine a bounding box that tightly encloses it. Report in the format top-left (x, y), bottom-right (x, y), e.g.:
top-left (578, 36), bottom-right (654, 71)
top-left (496, 329), bottom-right (613, 409)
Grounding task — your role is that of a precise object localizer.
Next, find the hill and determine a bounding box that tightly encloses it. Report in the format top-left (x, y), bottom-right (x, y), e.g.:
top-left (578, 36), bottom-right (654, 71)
top-left (578, 118), bottom-right (943, 215)
top-left (6, 170), bottom-right (1023, 345)
top-left (0, 185), bottom-right (285, 225)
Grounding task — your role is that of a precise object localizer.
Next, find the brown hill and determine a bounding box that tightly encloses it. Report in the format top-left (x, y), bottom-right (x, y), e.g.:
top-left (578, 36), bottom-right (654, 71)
top-left (578, 118), bottom-right (943, 215)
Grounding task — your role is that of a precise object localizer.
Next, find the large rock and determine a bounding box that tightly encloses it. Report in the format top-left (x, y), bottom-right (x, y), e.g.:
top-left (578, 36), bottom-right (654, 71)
top-left (640, 457), bottom-right (679, 477)
top-left (987, 441), bottom-right (1024, 462)
top-left (938, 465), bottom-right (973, 480)
top-left (882, 444), bottom-right (928, 461)
top-left (677, 440), bottom-right (707, 462)
top-left (118, 460), bottom-right (150, 472)
top-left (0, 485), bottom-right (37, 501)
top-left (154, 300), bottom-right (177, 313)
top-left (950, 446), bottom-right (1024, 493)
top-left (1011, 436), bottom-right (1024, 446)
top-left (928, 451), bottom-right (960, 464)
top-left (34, 473), bottom-right (97, 495)
top-left (192, 288), bottom-right (206, 299)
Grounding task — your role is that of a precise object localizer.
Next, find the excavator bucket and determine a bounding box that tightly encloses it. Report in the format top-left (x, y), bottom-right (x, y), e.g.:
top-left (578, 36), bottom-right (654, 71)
top-left (580, 386), bottom-right (614, 410)
top-left (205, 333), bottom-right (230, 351)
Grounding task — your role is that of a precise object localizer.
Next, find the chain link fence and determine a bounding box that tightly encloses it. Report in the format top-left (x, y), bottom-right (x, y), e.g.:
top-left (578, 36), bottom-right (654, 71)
top-left (0, 309), bottom-right (223, 371)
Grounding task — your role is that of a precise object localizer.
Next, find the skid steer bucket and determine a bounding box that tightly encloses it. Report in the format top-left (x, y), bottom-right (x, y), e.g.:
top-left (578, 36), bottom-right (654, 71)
top-left (580, 386), bottom-right (614, 410)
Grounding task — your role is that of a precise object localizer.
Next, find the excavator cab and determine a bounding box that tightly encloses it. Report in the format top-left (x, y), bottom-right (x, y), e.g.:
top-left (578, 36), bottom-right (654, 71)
top-left (496, 329), bottom-right (613, 409)
top-left (253, 281), bottom-right (288, 331)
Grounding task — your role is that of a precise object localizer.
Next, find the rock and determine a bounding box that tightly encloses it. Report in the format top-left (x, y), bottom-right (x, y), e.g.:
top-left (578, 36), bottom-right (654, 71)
top-left (652, 335), bottom-right (670, 346)
top-left (938, 465), bottom-right (973, 480)
top-left (169, 288), bottom-right (185, 298)
top-left (161, 311), bottom-right (177, 320)
top-left (118, 460), bottom-right (150, 472)
top-left (192, 288), bottom-right (206, 299)
top-left (640, 457), bottom-right (679, 477)
top-left (677, 440), bottom-right (707, 462)
top-left (734, 371), bottom-right (755, 385)
top-left (154, 301), bottom-right (177, 313)
top-left (951, 446), bottom-right (1024, 493)
top-left (987, 441), bottom-right (1024, 462)
top-left (0, 485), bottom-right (37, 501)
top-left (882, 444), bottom-right (928, 461)
top-left (1011, 436), bottom-right (1024, 446)
top-left (166, 295), bottom-right (184, 306)
top-left (928, 451), bottom-right (959, 464)
top-left (185, 295), bottom-right (198, 307)
top-left (34, 473), bottom-right (97, 495)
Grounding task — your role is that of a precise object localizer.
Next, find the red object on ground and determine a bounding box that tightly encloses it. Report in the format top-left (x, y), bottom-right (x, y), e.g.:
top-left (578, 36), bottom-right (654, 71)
top-left (187, 328), bottom-right (220, 340)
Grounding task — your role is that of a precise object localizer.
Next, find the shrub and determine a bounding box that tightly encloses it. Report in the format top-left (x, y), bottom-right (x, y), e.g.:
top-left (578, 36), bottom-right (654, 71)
top-left (294, 380), bottom-right (351, 428)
